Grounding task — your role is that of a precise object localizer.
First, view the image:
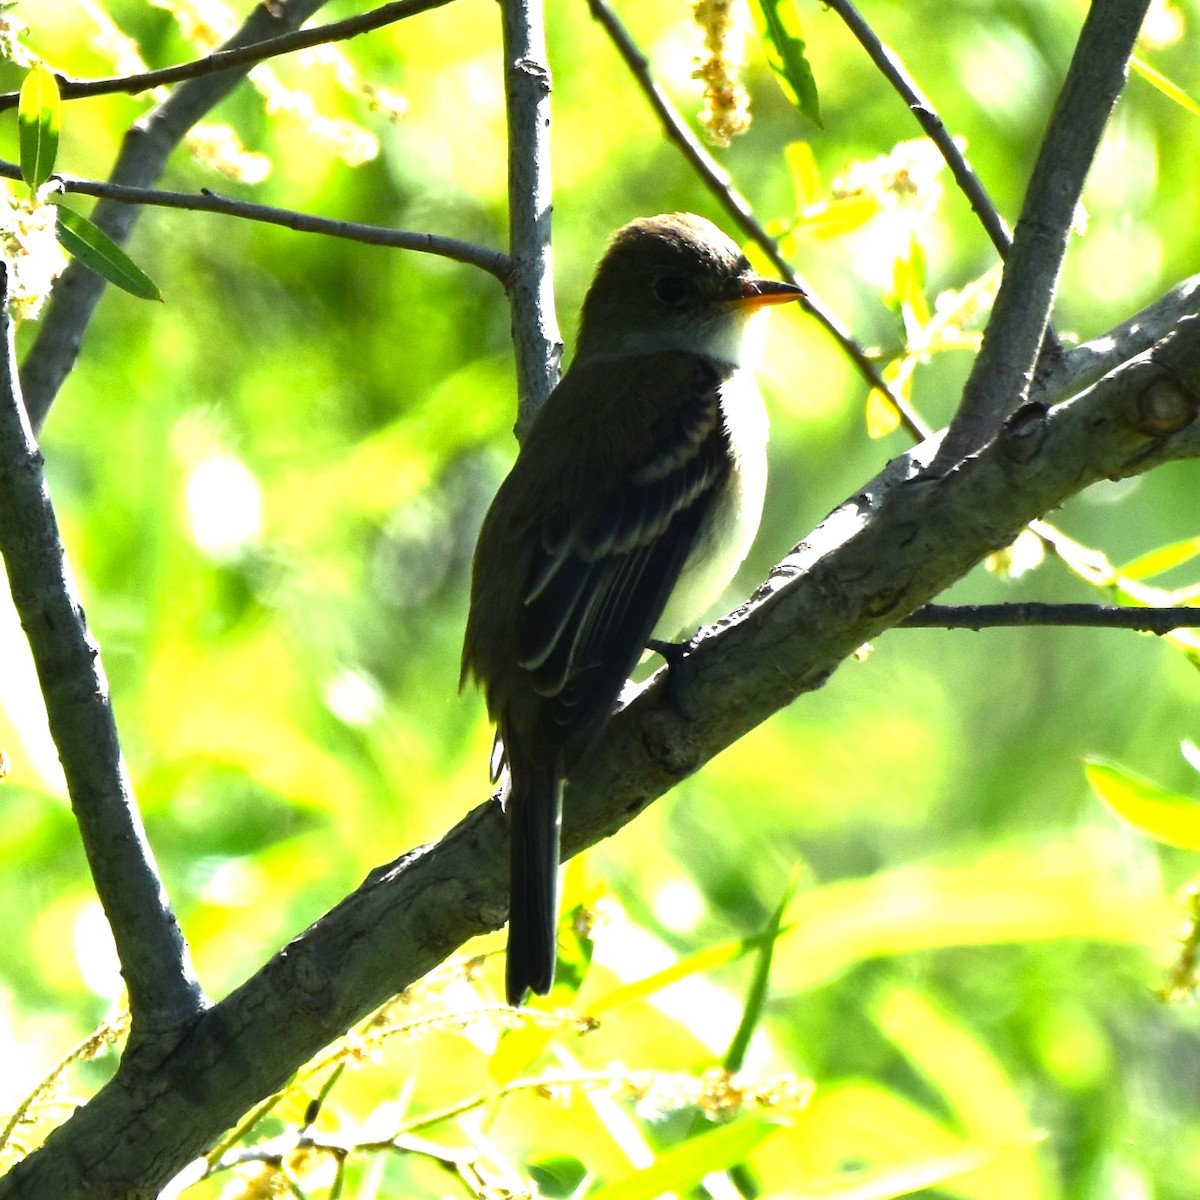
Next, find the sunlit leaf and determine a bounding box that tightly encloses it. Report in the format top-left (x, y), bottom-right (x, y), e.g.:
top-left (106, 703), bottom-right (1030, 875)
top-left (18, 62), bottom-right (60, 192)
top-left (793, 194), bottom-right (883, 240)
top-left (866, 382), bottom-right (904, 439)
top-left (891, 239), bottom-right (931, 338)
top-left (586, 926), bottom-right (790, 1015)
top-left (785, 140), bottom-right (823, 209)
top-left (54, 205), bottom-right (163, 301)
top-left (1117, 535), bottom-right (1200, 581)
top-left (1085, 758), bottom-right (1200, 849)
top-left (767, 841), bottom-right (1172, 993)
top-left (752, 0), bottom-right (821, 127)
top-left (588, 1117), bottom-right (786, 1200)
top-left (1131, 54), bottom-right (1200, 116)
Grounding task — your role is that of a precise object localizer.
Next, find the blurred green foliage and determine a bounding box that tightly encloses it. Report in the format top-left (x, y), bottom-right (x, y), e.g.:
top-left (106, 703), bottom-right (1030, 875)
top-left (1, 0), bottom-right (1200, 1196)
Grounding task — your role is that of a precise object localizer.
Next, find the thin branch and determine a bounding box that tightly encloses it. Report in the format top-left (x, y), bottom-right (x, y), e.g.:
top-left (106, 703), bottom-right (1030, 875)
top-left (585, 0), bottom-right (932, 443)
top-left (500, 0), bottom-right (561, 437)
top-left (933, 0), bottom-right (1152, 469)
top-left (0, 0), bottom-right (457, 113)
top-left (822, 0), bottom-right (1012, 261)
top-left (902, 603), bottom-right (1200, 634)
top-left (0, 162), bottom-right (511, 280)
top-left (20, 0), bottom-right (333, 430)
top-left (0, 264), bottom-right (205, 1041)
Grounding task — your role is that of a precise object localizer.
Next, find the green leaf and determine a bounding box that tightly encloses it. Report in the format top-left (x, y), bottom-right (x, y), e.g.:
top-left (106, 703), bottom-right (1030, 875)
top-left (54, 206), bottom-right (163, 302)
top-left (725, 869), bottom-right (797, 1072)
top-left (1085, 758), bottom-right (1200, 849)
top-left (18, 62), bottom-right (61, 192)
top-left (752, 0), bottom-right (821, 127)
top-left (1117, 535), bottom-right (1200, 581)
top-left (587, 1117), bottom-right (786, 1200)
top-left (1131, 54), bottom-right (1200, 117)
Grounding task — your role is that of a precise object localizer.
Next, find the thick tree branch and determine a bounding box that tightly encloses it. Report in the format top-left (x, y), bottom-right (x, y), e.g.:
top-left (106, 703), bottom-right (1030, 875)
top-left (0, 161), bottom-right (511, 279)
top-left (3, 307), bottom-right (1196, 1200)
top-left (0, 0), bottom-right (455, 112)
top-left (501, 0), bottom-right (561, 437)
top-left (585, 0), bottom-right (931, 442)
top-left (20, 0), bottom-right (333, 430)
top-left (934, 0), bottom-right (1150, 468)
top-left (0, 264), bottom-right (204, 1047)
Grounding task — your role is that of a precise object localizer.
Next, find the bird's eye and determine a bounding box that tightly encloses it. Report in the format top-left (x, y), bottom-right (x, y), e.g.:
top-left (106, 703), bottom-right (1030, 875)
top-left (653, 276), bottom-right (688, 304)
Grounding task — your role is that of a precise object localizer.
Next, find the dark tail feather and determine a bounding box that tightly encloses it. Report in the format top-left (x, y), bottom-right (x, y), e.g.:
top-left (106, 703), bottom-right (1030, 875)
top-left (505, 759), bottom-right (561, 1006)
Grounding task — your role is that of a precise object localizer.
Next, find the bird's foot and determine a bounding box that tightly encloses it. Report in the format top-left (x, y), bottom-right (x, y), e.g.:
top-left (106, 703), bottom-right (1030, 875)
top-left (647, 637), bottom-right (697, 719)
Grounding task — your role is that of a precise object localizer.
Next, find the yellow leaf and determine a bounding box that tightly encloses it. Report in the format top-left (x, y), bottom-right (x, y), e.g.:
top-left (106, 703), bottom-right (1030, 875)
top-left (1085, 758), bottom-right (1200, 849)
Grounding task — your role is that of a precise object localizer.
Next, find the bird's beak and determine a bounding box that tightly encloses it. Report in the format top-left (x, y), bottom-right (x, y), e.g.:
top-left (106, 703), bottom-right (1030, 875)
top-left (728, 276), bottom-right (805, 309)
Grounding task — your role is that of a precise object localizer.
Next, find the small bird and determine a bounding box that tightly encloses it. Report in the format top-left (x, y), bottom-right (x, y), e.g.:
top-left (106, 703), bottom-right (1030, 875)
top-left (461, 212), bottom-right (802, 1005)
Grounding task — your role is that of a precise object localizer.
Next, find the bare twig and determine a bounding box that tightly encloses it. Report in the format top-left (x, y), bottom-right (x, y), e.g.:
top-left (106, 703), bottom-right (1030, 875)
top-left (0, 0), bottom-right (456, 113)
top-left (21, 0), bottom-right (333, 430)
top-left (0, 162), bottom-right (511, 279)
top-left (0, 264), bottom-right (205, 1041)
top-left (822, 0), bottom-right (1012, 261)
top-left (933, 0), bottom-right (1152, 469)
top-left (500, 0), bottom-right (561, 436)
top-left (585, 0), bottom-right (931, 442)
top-left (902, 603), bottom-right (1200, 634)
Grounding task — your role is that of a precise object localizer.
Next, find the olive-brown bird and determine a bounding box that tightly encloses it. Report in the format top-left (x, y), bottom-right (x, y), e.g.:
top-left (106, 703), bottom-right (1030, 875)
top-left (461, 213), bottom-right (801, 1005)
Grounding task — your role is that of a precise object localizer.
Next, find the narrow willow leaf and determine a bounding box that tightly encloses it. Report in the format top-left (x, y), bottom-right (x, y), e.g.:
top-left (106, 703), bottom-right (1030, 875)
top-left (586, 924), bottom-right (793, 1015)
top-left (1131, 55), bottom-right (1200, 117)
top-left (1085, 758), bottom-right (1200, 850)
top-left (752, 0), bottom-right (821, 127)
top-left (54, 206), bottom-right (163, 302)
top-left (588, 1117), bottom-right (786, 1200)
top-left (18, 62), bottom-right (61, 191)
top-left (1117, 535), bottom-right (1200, 582)
top-left (726, 870), bottom-right (798, 1071)
top-left (784, 140), bottom-right (822, 208)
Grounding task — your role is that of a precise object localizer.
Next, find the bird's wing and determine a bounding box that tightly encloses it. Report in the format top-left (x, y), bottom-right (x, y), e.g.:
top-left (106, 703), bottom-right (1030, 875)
top-left (515, 355), bottom-right (732, 738)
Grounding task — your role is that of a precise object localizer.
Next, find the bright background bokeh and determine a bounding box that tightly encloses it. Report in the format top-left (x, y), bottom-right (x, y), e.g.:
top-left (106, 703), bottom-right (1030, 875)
top-left (1, 0), bottom-right (1199, 1196)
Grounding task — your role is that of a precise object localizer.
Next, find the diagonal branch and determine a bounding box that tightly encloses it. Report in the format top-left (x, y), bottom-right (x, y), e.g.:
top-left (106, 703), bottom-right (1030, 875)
top-left (933, 0), bottom-right (1152, 468)
top-left (822, 0), bottom-right (1012, 261)
top-left (0, 0), bottom-right (456, 113)
top-left (2, 303), bottom-right (1196, 1200)
top-left (0, 264), bottom-right (205, 1045)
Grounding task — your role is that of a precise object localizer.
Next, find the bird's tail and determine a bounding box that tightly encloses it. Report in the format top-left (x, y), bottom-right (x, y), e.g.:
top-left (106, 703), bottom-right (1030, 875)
top-left (505, 757), bottom-right (562, 1006)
